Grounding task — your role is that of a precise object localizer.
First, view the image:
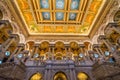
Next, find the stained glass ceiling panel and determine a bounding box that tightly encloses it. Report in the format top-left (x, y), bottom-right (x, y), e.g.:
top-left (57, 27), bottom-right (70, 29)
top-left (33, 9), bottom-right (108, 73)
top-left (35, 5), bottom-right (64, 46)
top-left (56, 0), bottom-right (65, 9)
top-left (40, 0), bottom-right (49, 9)
top-left (70, 0), bottom-right (80, 10)
top-left (30, 0), bottom-right (83, 24)
top-left (69, 13), bottom-right (77, 20)
top-left (56, 12), bottom-right (64, 20)
top-left (42, 12), bottom-right (50, 20)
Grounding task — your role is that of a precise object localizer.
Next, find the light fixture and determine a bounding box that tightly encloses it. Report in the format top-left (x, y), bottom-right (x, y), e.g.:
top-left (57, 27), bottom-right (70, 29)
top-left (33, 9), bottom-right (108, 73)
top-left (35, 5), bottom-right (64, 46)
top-left (5, 51), bottom-right (10, 56)
top-left (79, 53), bottom-right (84, 58)
top-left (33, 53), bottom-right (39, 58)
top-left (105, 51), bottom-right (110, 56)
top-left (17, 54), bottom-right (23, 58)
top-left (94, 53), bottom-right (99, 58)
top-left (0, 60), bottom-right (2, 64)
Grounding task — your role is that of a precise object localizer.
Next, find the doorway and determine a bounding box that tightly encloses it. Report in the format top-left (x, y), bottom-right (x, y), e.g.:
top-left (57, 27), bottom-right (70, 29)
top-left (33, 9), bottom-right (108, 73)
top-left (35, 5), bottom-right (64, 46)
top-left (53, 72), bottom-right (67, 80)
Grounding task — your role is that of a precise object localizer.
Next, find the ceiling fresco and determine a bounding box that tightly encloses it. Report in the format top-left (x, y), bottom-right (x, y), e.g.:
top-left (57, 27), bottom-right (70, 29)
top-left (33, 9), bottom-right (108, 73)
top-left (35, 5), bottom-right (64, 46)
top-left (15, 0), bottom-right (104, 35)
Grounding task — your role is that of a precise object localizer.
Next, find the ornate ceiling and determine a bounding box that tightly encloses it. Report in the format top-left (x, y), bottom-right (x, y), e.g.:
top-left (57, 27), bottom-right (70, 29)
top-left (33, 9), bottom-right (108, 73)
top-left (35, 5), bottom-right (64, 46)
top-left (14, 0), bottom-right (104, 35)
top-left (3, 0), bottom-right (114, 41)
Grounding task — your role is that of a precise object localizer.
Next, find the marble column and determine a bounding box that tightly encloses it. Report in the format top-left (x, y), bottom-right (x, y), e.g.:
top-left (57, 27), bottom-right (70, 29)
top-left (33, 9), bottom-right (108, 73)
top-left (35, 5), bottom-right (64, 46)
top-left (34, 44), bottom-right (39, 54)
top-left (29, 44), bottom-right (39, 59)
top-left (52, 47), bottom-right (55, 60)
top-left (44, 70), bottom-right (48, 80)
top-left (73, 69), bottom-right (77, 80)
top-left (80, 44), bottom-right (86, 61)
top-left (70, 69), bottom-right (74, 80)
top-left (29, 46), bottom-right (35, 59)
top-left (47, 69), bottom-right (51, 80)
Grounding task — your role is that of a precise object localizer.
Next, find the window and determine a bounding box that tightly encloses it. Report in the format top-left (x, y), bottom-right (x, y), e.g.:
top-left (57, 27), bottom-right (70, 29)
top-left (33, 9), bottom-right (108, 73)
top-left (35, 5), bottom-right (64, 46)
top-left (77, 72), bottom-right (89, 80)
top-left (30, 73), bottom-right (42, 80)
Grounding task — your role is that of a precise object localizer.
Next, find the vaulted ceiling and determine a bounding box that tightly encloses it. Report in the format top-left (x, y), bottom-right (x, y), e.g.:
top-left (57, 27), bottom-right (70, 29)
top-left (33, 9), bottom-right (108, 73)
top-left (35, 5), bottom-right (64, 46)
top-left (6, 0), bottom-right (114, 40)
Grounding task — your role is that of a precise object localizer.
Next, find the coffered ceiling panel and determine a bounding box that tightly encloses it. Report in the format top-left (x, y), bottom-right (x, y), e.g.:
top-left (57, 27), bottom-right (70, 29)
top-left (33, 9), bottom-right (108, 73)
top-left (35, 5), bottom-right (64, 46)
top-left (14, 0), bottom-right (105, 35)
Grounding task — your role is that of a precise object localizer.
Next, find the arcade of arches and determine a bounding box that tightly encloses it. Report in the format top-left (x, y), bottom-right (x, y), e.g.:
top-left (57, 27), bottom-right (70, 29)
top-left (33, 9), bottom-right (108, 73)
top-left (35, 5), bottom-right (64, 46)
top-left (0, 0), bottom-right (120, 80)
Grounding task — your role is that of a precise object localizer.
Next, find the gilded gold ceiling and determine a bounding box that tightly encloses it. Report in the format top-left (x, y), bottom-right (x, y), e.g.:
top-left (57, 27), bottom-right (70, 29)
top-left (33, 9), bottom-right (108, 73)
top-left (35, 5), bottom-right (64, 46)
top-left (15, 0), bottom-right (104, 35)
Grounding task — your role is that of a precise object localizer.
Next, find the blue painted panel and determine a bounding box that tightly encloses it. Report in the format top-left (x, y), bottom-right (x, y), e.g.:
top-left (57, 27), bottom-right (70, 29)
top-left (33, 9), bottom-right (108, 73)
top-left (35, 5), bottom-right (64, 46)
top-left (56, 12), bottom-right (64, 20)
top-left (69, 13), bottom-right (77, 20)
top-left (40, 0), bottom-right (49, 9)
top-left (56, 0), bottom-right (65, 9)
top-left (42, 12), bottom-right (50, 20)
top-left (71, 0), bottom-right (80, 10)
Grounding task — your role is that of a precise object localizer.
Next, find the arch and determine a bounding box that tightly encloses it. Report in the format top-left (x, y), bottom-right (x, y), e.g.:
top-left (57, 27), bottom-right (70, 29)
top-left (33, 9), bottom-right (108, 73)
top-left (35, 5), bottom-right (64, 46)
top-left (70, 41), bottom-right (79, 49)
top-left (10, 21), bottom-right (21, 34)
top-left (29, 73), bottom-right (43, 80)
top-left (53, 71), bottom-right (68, 80)
top-left (40, 41), bottom-right (49, 49)
top-left (84, 42), bottom-right (92, 50)
top-left (55, 52), bottom-right (63, 60)
top-left (77, 72), bottom-right (89, 80)
top-left (25, 41), bottom-right (35, 51)
top-left (69, 40), bottom-right (79, 44)
top-left (0, 1), bottom-right (11, 20)
top-left (0, 9), bottom-right (3, 20)
top-left (54, 40), bottom-right (65, 44)
top-left (55, 41), bottom-right (64, 48)
top-left (113, 10), bottom-right (120, 22)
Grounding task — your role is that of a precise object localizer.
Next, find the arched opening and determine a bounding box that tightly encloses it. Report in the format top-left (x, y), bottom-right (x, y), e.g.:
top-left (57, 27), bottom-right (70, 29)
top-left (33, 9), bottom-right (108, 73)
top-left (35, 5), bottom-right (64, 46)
top-left (30, 73), bottom-right (43, 80)
top-left (0, 9), bottom-right (3, 19)
top-left (77, 72), bottom-right (89, 80)
top-left (53, 72), bottom-right (67, 80)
